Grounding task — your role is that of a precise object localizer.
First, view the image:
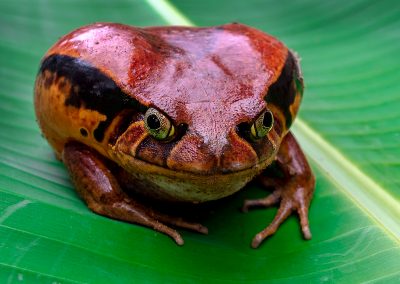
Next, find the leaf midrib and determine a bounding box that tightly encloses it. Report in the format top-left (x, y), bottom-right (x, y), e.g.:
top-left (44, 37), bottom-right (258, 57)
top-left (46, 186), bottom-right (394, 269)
top-left (145, 0), bottom-right (400, 243)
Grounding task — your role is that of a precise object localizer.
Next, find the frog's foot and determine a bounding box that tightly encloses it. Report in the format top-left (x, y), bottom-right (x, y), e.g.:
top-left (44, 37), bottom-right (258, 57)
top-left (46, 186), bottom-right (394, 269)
top-left (243, 177), bottom-right (313, 248)
top-left (99, 199), bottom-right (208, 246)
top-left (242, 132), bottom-right (315, 248)
top-left (62, 141), bottom-right (207, 246)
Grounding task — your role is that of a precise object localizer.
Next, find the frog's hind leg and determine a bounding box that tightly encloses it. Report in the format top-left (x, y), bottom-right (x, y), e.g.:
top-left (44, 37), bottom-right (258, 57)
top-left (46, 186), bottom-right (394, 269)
top-left (62, 141), bottom-right (207, 246)
top-left (242, 132), bottom-right (315, 248)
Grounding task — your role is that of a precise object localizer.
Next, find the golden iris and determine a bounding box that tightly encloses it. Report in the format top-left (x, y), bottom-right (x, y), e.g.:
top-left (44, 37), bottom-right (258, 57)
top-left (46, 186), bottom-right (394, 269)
top-left (250, 110), bottom-right (274, 139)
top-left (144, 108), bottom-right (175, 140)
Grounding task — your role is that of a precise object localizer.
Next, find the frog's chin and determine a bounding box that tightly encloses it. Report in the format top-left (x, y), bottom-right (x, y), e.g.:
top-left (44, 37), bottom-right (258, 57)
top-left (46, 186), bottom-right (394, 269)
top-left (111, 151), bottom-right (272, 203)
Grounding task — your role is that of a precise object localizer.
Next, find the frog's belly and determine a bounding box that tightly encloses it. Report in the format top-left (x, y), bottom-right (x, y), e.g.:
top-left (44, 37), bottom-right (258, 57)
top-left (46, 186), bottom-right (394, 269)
top-left (128, 169), bottom-right (258, 202)
top-left (113, 152), bottom-right (265, 203)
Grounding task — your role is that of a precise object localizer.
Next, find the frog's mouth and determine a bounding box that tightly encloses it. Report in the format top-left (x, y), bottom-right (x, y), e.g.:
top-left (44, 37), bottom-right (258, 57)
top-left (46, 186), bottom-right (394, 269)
top-left (111, 149), bottom-right (274, 203)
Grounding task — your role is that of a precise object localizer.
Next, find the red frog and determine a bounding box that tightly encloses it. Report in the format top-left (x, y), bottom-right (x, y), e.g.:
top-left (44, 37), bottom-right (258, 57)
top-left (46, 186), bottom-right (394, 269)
top-left (34, 23), bottom-right (315, 248)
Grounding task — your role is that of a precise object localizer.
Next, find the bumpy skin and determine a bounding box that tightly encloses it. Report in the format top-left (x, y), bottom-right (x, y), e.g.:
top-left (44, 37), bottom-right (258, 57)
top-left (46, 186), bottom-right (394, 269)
top-left (34, 23), bottom-right (314, 247)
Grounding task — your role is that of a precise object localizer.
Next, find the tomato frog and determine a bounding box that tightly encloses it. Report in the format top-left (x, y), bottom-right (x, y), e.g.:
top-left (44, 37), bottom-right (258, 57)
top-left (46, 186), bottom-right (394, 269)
top-left (34, 23), bottom-right (315, 248)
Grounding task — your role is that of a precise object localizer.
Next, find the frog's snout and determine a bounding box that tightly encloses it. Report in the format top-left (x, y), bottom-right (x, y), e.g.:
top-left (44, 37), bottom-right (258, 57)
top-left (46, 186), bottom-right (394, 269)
top-left (164, 129), bottom-right (259, 174)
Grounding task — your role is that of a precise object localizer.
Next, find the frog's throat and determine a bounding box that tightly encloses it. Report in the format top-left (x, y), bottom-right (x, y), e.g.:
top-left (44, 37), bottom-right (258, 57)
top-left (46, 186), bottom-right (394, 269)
top-left (111, 150), bottom-right (273, 203)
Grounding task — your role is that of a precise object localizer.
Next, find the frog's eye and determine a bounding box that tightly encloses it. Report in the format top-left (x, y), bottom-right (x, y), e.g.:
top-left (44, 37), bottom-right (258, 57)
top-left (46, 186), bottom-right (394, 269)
top-left (144, 108), bottom-right (175, 140)
top-left (250, 110), bottom-right (274, 139)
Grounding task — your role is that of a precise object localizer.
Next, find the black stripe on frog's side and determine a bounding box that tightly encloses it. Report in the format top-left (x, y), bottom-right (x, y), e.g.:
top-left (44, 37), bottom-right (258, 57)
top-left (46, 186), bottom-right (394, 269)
top-left (265, 51), bottom-right (304, 130)
top-left (40, 54), bottom-right (145, 142)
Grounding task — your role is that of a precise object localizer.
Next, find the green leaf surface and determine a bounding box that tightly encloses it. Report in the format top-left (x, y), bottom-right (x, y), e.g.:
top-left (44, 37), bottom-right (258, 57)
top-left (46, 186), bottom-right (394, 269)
top-left (0, 0), bottom-right (399, 283)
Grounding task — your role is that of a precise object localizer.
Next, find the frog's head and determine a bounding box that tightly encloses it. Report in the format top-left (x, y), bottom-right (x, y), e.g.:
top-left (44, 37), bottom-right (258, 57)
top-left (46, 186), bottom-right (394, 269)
top-left (45, 23), bottom-right (303, 202)
top-left (114, 24), bottom-right (303, 175)
top-left (108, 24), bottom-right (303, 202)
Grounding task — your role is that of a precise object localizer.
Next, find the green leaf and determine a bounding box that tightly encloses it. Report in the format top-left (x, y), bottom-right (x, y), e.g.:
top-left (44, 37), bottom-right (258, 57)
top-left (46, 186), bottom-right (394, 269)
top-left (0, 0), bottom-right (399, 283)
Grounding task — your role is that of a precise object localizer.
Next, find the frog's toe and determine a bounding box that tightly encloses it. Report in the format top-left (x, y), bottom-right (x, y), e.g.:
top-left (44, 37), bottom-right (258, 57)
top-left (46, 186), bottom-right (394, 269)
top-left (297, 195), bottom-right (312, 240)
top-left (147, 218), bottom-right (184, 245)
top-left (155, 214), bottom-right (208, 235)
top-left (242, 188), bottom-right (282, 212)
top-left (250, 199), bottom-right (293, 248)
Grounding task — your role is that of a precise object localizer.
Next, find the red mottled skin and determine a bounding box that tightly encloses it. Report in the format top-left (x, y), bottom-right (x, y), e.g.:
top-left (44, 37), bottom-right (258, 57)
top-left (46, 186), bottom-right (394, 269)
top-left (34, 23), bottom-right (314, 248)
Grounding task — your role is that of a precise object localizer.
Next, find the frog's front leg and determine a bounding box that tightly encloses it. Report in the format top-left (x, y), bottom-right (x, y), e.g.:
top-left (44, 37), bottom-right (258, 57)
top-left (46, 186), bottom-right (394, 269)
top-left (62, 142), bottom-right (208, 246)
top-left (243, 132), bottom-right (315, 248)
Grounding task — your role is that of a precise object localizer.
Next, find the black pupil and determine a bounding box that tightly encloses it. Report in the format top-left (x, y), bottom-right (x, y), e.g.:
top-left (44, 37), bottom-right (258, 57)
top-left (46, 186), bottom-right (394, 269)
top-left (263, 112), bottom-right (273, 128)
top-left (147, 114), bottom-right (161, 130)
